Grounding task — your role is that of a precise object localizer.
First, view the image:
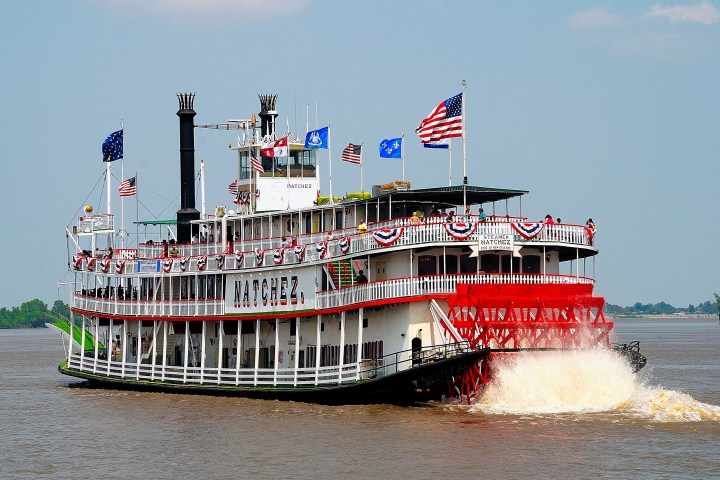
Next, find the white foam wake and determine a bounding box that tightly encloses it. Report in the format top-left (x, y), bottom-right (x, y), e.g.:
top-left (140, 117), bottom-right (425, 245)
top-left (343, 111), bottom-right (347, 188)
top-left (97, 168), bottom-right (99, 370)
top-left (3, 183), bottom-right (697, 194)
top-left (467, 349), bottom-right (720, 422)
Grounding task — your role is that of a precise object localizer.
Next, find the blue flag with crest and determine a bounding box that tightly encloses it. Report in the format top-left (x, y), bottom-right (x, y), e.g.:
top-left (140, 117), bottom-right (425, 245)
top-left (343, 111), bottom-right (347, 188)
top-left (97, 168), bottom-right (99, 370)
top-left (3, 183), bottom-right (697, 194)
top-left (379, 138), bottom-right (402, 158)
top-left (305, 126), bottom-right (329, 149)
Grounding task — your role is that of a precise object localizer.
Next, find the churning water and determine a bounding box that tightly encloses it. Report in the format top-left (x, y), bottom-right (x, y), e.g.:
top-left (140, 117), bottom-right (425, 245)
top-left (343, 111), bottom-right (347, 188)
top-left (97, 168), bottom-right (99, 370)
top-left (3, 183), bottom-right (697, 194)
top-left (469, 349), bottom-right (720, 422)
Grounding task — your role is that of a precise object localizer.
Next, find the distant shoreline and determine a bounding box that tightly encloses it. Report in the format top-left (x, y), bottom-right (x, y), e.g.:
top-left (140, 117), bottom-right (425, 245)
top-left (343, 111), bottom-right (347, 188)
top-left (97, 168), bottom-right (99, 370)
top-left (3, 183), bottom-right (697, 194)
top-left (608, 313), bottom-right (717, 319)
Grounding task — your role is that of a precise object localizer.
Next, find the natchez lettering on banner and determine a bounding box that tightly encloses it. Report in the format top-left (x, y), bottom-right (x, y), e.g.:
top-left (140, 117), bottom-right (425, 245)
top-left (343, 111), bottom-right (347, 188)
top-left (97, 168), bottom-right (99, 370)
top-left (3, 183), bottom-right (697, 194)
top-left (225, 268), bottom-right (315, 314)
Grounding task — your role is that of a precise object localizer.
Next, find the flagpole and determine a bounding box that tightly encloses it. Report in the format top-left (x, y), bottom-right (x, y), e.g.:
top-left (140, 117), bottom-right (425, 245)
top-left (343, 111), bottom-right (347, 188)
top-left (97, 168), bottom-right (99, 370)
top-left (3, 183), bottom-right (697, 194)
top-left (449, 140), bottom-right (453, 187)
top-left (401, 133), bottom-right (405, 182)
top-left (200, 158), bottom-right (206, 218)
top-left (135, 172), bottom-right (139, 248)
top-left (120, 120), bottom-right (125, 249)
top-left (461, 80), bottom-right (467, 212)
top-left (360, 142), bottom-right (364, 193)
top-left (328, 123), bottom-right (333, 204)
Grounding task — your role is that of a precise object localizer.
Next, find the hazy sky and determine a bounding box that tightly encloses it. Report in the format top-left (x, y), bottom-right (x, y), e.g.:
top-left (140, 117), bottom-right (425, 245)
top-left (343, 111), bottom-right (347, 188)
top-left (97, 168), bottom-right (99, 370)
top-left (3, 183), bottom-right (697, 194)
top-left (1, 0), bottom-right (718, 309)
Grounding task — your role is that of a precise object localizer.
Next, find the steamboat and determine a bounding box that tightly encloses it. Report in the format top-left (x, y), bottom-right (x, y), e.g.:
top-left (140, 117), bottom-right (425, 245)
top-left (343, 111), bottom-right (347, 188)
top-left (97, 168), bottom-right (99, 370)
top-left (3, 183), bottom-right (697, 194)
top-left (54, 93), bottom-right (642, 404)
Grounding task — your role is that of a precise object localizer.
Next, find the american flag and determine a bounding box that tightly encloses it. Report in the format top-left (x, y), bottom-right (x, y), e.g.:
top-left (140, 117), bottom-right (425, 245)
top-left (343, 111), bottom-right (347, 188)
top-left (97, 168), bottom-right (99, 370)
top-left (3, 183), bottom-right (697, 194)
top-left (341, 143), bottom-right (362, 164)
top-left (228, 179), bottom-right (239, 195)
top-left (250, 156), bottom-right (265, 174)
top-left (118, 176), bottom-right (137, 197)
top-left (415, 93), bottom-right (463, 143)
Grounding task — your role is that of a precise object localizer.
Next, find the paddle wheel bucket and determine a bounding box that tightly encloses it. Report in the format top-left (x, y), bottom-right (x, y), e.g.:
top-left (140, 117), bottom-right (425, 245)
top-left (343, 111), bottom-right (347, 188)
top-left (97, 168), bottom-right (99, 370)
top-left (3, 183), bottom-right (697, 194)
top-left (441, 283), bottom-right (613, 402)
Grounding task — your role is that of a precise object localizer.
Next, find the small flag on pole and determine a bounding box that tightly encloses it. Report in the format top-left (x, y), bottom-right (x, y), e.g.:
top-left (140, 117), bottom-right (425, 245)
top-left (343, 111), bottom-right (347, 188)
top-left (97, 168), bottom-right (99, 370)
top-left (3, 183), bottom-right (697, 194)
top-left (102, 129), bottom-right (123, 162)
top-left (379, 138), bottom-right (402, 158)
top-left (118, 176), bottom-right (137, 197)
top-left (415, 93), bottom-right (463, 143)
top-left (304, 126), bottom-right (329, 149)
top-left (250, 156), bottom-right (265, 174)
top-left (423, 138), bottom-right (450, 149)
top-left (341, 143), bottom-right (362, 164)
top-left (260, 136), bottom-right (289, 158)
top-left (228, 179), bottom-right (239, 195)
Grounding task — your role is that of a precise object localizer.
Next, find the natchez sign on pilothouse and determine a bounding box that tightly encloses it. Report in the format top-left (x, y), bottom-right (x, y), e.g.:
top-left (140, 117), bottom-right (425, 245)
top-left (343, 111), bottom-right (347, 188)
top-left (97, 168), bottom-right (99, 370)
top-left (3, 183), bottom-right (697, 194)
top-left (225, 267), bottom-right (316, 315)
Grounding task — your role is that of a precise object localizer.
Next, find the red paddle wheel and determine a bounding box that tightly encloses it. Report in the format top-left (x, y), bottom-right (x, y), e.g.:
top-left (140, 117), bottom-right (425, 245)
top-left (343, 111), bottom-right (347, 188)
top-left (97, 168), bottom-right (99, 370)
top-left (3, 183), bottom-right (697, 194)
top-left (442, 283), bottom-right (613, 403)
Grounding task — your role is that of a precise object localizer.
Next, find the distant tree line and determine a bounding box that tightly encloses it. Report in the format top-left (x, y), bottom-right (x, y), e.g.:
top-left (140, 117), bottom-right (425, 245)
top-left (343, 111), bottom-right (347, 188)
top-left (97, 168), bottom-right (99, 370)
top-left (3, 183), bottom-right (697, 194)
top-left (0, 299), bottom-right (70, 329)
top-left (605, 294), bottom-right (720, 316)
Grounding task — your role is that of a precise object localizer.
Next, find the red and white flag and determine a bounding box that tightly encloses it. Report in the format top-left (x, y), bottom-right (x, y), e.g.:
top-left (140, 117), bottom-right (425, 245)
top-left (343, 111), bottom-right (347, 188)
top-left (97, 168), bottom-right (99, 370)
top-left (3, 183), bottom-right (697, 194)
top-left (260, 136), bottom-right (289, 158)
top-left (250, 156), bottom-right (265, 174)
top-left (415, 93), bottom-right (463, 144)
top-left (228, 179), bottom-right (239, 195)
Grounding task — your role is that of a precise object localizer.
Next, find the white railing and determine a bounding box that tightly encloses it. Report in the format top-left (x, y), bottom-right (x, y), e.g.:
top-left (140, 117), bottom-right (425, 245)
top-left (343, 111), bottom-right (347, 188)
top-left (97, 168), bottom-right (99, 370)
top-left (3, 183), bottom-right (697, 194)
top-left (73, 219), bottom-right (594, 275)
top-left (73, 295), bottom-right (224, 317)
top-left (315, 273), bottom-right (594, 310)
top-left (67, 353), bottom-right (360, 387)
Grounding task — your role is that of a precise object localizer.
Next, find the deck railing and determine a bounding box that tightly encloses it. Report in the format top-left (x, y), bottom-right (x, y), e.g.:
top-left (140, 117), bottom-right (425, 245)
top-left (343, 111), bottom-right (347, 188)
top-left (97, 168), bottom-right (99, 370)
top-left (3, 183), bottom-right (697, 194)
top-left (315, 273), bottom-right (594, 310)
top-left (72, 273), bottom-right (592, 317)
top-left (77, 219), bottom-right (593, 275)
top-left (65, 342), bottom-right (473, 387)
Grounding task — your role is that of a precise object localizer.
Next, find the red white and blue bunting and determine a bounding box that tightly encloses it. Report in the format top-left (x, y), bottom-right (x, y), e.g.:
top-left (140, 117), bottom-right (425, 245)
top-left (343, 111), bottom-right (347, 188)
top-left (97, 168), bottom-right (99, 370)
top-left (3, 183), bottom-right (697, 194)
top-left (73, 254), bottom-right (84, 270)
top-left (86, 257), bottom-right (97, 271)
top-left (371, 227), bottom-right (404, 247)
top-left (444, 222), bottom-right (477, 240)
top-left (215, 254), bottom-right (225, 270)
top-left (255, 249), bottom-right (265, 267)
top-left (293, 245), bottom-right (306, 263)
top-left (233, 191), bottom-right (252, 205)
top-left (179, 256), bottom-right (189, 271)
top-left (162, 258), bottom-right (173, 273)
top-left (316, 242), bottom-right (327, 259)
top-left (339, 237), bottom-right (350, 254)
top-left (273, 248), bottom-right (284, 265)
top-left (511, 222), bottom-right (545, 240)
top-left (197, 255), bottom-right (207, 271)
top-left (99, 258), bottom-right (111, 273)
top-left (235, 251), bottom-right (244, 268)
top-left (114, 259), bottom-right (125, 274)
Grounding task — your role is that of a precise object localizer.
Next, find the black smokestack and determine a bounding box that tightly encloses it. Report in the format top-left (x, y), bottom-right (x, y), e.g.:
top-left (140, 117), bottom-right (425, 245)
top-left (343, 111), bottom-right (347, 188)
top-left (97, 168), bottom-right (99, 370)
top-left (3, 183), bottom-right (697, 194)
top-left (258, 94), bottom-right (278, 138)
top-left (176, 93), bottom-right (200, 243)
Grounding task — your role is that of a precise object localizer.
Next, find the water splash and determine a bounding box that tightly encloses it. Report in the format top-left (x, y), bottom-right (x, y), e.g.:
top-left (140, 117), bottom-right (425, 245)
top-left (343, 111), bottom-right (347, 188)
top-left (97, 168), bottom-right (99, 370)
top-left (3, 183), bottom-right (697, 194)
top-left (468, 349), bottom-right (720, 422)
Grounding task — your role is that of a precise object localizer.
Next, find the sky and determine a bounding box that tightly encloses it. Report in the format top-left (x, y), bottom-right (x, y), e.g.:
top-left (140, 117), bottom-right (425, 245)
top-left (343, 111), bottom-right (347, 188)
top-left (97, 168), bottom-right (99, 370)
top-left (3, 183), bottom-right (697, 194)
top-left (1, 0), bottom-right (718, 309)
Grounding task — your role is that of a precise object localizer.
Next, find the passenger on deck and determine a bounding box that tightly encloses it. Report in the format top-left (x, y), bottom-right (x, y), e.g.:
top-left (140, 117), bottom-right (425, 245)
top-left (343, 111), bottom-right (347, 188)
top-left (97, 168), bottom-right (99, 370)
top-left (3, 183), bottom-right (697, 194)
top-left (478, 207), bottom-right (487, 222)
top-left (191, 233), bottom-right (199, 244)
top-left (103, 247), bottom-right (113, 259)
top-left (356, 270), bottom-right (368, 284)
top-left (445, 211), bottom-right (455, 222)
top-left (586, 218), bottom-right (596, 233)
top-left (161, 240), bottom-right (169, 257)
top-left (357, 219), bottom-right (368, 234)
top-left (169, 240), bottom-right (179, 257)
top-left (281, 236), bottom-right (291, 248)
top-left (410, 212), bottom-right (421, 225)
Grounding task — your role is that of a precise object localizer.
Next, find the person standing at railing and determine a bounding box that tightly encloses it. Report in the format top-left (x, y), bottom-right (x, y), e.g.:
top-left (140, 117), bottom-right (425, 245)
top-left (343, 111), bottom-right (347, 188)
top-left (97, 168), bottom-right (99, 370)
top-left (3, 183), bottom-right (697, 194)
top-left (478, 207), bottom-right (486, 222)
top-left (356, 270), bottom-right (368, 284)
top-left (357, 219), bottom-right (368, 234)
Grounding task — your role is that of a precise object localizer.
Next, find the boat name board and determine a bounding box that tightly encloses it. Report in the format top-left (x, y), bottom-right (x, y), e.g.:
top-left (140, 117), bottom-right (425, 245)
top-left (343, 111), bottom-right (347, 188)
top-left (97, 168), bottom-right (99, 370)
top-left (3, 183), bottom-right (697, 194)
top-left (477, 234), bottom-right (514, 251)
top-left (225, 268), bottom-right (316, 315)
top-left (137, 260), bottom-right (161, 273)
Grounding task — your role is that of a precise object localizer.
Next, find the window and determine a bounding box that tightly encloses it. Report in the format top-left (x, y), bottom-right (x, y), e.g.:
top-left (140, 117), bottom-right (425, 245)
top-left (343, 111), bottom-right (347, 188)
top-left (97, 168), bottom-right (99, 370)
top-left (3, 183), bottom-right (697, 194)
top-left (522, 255), bottom-right (541, 274)
top-left (460, 254), bottom-right (477, 273)
top-left (290, 321), bottom-right (297, 337)
top-left (444, 255), bottom-right (458, 274)
top-left (418, 255), bottom-right (437, 275)
top-left (481, 254), bottom-right (499, 273)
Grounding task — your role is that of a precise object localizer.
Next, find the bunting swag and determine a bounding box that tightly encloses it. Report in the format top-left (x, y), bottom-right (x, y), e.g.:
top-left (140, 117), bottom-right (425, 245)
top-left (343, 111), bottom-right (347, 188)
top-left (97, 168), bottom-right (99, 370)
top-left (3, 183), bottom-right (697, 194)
top-left (215, 254), bottom-right (225, 270)
top-left (339, 237), bottom-right (350, 254)
top-left (444, 222), bottom-right (477, 240)
top-left (86, 257), bottom-right (97, 271)
top-left (371, 227), bottom-right (404, 247)
top-left (316, 242), bottom-right (327, 259)
top-left (99, 258), bottom-right (111, 273)
top-left (114, 259), bottom-right (125, 274)
top-left (255, 249), bottom-right (265, 267)
top-left (273, 248), bottom-right (284, 265)
top-left (511, 222), bottom-right (545, 240)
top-left (197, 255), bottom-right (207, 271)
top-left (162, 258), bottom-right (173, 273)
top-left (73, 254), bottom-right (84, 270)
top-left (179, 256), bottom-right (189, 272)
top-left (235, 251), bottom-right (244, 268)
top-left (293, 245), bottom-right (306, 262)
